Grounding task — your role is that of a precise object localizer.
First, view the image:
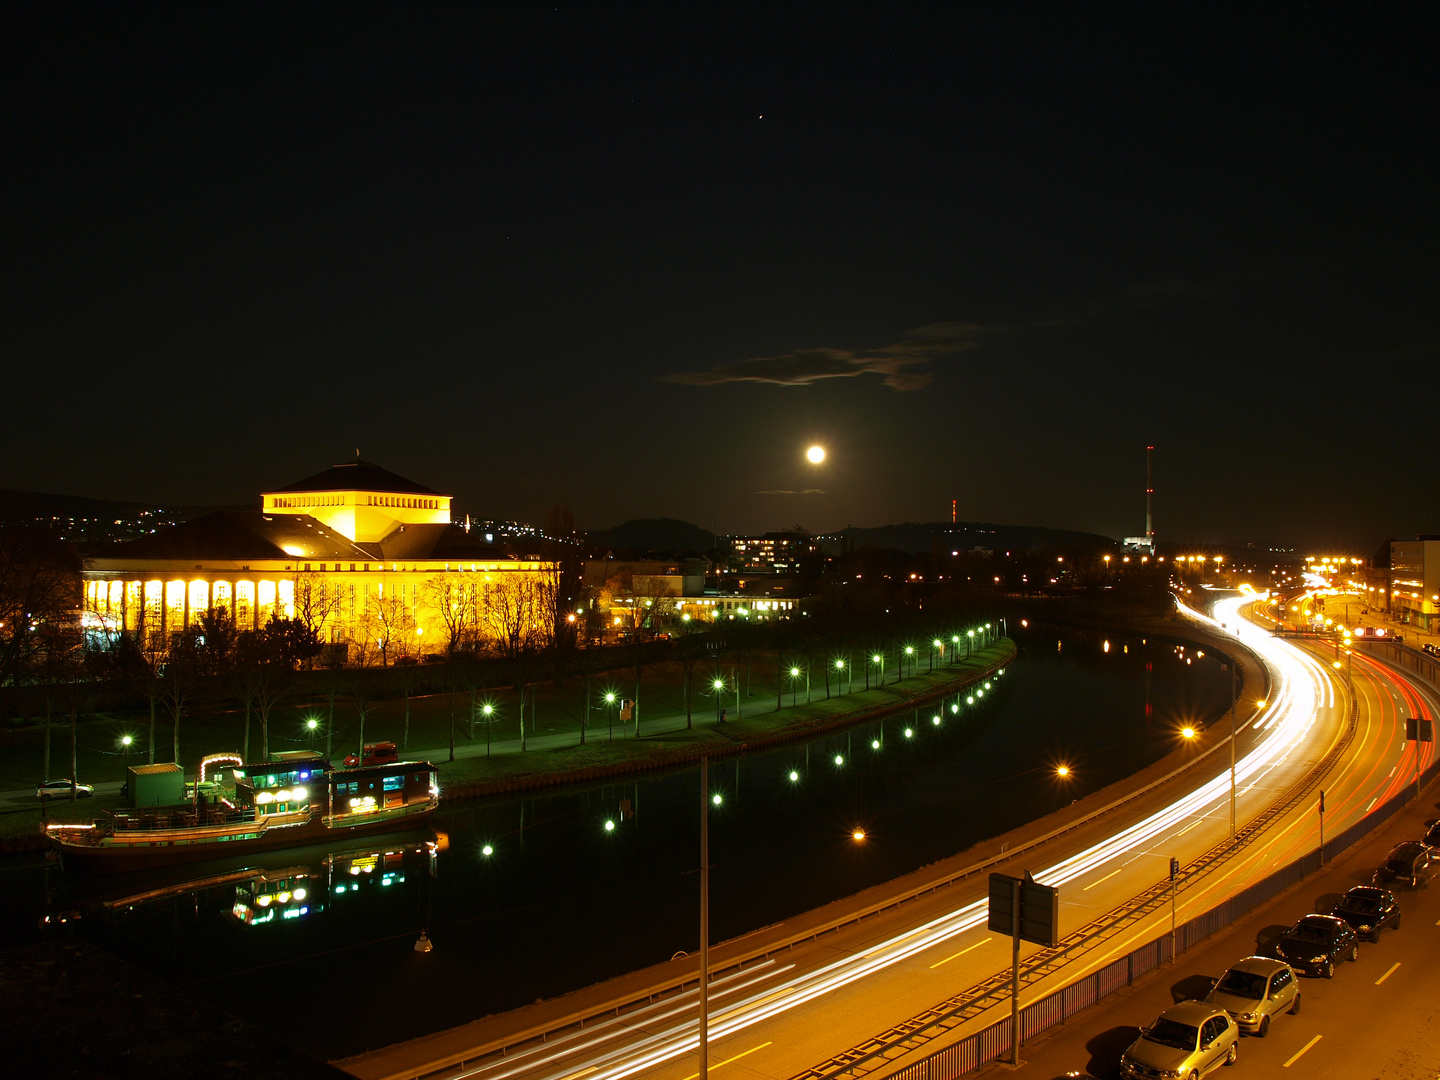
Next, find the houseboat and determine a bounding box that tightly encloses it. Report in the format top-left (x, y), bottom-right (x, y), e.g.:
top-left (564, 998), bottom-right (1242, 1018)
top-left (46, 754), bottom-right (439, 873)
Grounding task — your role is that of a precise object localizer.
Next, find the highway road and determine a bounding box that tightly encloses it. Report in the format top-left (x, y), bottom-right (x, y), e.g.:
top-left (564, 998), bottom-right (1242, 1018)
top-left (340, 596), bottom-right (1438, 1080)
top-left (1003, 768), bottom-right (1440, 1079)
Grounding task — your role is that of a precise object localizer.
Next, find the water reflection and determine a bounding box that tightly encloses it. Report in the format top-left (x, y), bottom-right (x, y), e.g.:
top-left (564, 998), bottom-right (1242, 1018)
top-left (17, 626), bottom-right (1230, 1059)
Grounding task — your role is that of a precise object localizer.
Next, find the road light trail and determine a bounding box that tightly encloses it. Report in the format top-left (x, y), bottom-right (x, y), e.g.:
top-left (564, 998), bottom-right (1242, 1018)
top-left (452, 595), bottom-right (1433, 1080)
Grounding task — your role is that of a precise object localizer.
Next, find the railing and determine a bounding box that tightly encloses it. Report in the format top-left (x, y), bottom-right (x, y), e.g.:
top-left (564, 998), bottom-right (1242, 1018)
top-left (885, 752), bottom-right (1440, 1080)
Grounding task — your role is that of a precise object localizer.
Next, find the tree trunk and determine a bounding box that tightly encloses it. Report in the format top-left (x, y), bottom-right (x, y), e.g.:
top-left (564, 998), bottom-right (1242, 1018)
top-left (582, 672), bottom-right (589, 744)
top-left (243, 698), bottom-right (251, 763)
top-left (261, 708), bottom-right (269, 762)
top-left (824, 664), bottom-right (831, 700)
top-left (403, 685), bottom-right (411, 750)
top-left (148, 694), bottom-right (156, 764)
top-left (171, 705), bottom-right (181, 763)
top-left (447, 692), bottom-right (456, 763)
top-left (69, 703), bottom-right (78, 801)
top-left (43, 701), bottom-right (52, 782)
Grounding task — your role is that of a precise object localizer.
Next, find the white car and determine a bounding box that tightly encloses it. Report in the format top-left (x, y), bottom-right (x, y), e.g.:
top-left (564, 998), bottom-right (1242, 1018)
top-left (36, 779), bottom-right (94, 799)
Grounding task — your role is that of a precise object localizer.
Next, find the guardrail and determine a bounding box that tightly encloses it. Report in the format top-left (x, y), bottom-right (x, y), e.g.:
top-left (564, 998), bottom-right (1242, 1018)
top-left (886, 747), bottom-right (1440, 1080)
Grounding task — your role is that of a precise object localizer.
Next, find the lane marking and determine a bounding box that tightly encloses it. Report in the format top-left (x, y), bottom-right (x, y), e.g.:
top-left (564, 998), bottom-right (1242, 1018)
top-left (1366, 798), bottom-right (1378, 812)
top-left (681, 1041), bottom-right (772, 1080)
top-left (1083, 868), bottom-right (1122, 892)
top-left (557, 1069), bottom-right (597, 1080)
top-left (1175, 819), bottom-right (1203, 837)
top-left (929, 937), bottom-right (993, 969)
top-left (1284, 1034), bottom-right (1323, 1068)
top-left (1376, 962), bottom-right (1401, 985)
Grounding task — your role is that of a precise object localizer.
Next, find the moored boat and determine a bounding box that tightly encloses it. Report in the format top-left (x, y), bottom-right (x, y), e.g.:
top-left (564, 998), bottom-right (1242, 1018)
top-left (47, 755), bottom-right (439, 873)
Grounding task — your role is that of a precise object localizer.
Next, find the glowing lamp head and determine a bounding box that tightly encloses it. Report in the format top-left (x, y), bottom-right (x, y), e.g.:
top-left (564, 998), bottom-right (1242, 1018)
top-left (711, 793), bottom-right (722, 805)
top-left (806, 445), bottom-right (826, 464)
top-left (604, 819), bottom-right (615, 832)
top-left (713, 678), bottom-right (725, 690)
top-left (306, 718), bottom-right (318, 730)
top-left (121, 735), bottom-right (133, 747)
top-left (834, 754), bottom-right (844, 766)
top-left (1056, 765), bottom-right (1071, 778)
top-left (605, 692), bottom-right (616, 704)
top-left (852, 829), bottom-right (866, 841)
top-left (788, 770), bottom-right (799, 782)
top-left (871, 739), bottom-right (880, 749)
top-left (1181, 726), bottom-right (1197, 740)
top-left (482, 704), bottom-right (494, 716)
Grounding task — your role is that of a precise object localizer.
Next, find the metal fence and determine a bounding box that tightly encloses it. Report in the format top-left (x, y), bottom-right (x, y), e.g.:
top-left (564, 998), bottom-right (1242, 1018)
top-left (890, 754), bottom-right (1440, 1080)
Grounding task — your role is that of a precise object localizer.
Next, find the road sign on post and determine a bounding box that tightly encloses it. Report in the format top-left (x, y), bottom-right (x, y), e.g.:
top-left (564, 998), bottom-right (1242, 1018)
top-left (988, 872), bottom-right (1061, 1067)
top-left (987, 872), bottom-right (1060, 947)
top-left (1405, 719), bottom-right (1432, 800)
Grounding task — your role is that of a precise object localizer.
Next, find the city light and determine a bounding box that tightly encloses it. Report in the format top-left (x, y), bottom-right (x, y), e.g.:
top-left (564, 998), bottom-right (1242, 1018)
top-left (482, 844), bottom-right (493, 856)
top-left (834, 754), bottom-right (844, 766)
top-left (788, 770), bottom-right (799, 782)
top-left (904, 727), bottom-right (913, 738)
top-left (604, 819), bottom-right (615, 832)
top-left (871, 739), bottom-right (880, 749)
top-left (1181, 726), bottom-right (1197, 740)
top-left (712, 793), bottom-right (722, 805)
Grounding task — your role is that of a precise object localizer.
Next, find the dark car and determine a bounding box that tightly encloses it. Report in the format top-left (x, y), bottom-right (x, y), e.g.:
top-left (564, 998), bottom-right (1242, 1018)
top-left (1331, 885), bottom-right (1401, 942)
top-left (1421, 821), bottom-right (1440, 852)
top-left (1273, 914), bottom-right (1358, 978)
top-left (1375, 842), bottom-right (1433, 888)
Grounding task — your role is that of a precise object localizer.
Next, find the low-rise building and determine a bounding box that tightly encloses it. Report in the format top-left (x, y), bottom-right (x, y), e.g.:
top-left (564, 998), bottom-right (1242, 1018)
top-left (1389, 536), bottom-right (1440, 631)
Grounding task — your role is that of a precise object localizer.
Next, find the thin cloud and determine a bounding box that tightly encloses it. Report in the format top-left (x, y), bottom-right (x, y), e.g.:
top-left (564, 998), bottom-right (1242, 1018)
top-left (756, 488), bottom-right (824, 495)
top-left (1128, 279), bottom-right (1212, 301)
top-left (665, 323), bottom-right (992, 392)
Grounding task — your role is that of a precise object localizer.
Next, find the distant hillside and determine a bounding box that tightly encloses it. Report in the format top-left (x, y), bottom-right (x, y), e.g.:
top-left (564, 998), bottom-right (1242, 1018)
top-left (0, 488), bottom-right (235, 546)
top-left (589, 517), bottom-right (716, 553)
top-left (839, 520), bottom-right (1115, 555)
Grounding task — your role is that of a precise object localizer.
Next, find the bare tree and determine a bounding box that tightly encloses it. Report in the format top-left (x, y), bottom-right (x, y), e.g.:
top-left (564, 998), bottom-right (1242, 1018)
top-left (423, 572), bottom-right (477, 659)
top-left (480, 572), bottom-right (556, 750)
top-left (360, 583), bottom-right (415, 667)
top-left (290, 570), bottom-right (343, 665)
top-left (349, 672), bottom-right (381, 763)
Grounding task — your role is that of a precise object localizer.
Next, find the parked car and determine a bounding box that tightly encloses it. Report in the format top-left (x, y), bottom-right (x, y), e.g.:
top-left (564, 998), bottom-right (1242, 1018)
top-left (1374, 841), bottom-right (1433, 887)
top-left (1422, 643), bottom-right (1439, 657)
top-left (1331, 885), bottom-right (1401, 941)
top-left (1205, 956), bottom-right (1300, 1036)
top-left (1119, 1001), bottom-right (1239, 1078)
top-left (344, 741), bottom-right (400, 768)
top-left (1421, 820), bottom-right (1440, 851)
top-left (36, 779), bottom-right (94, 799)
top-left (1273, 914), bottom-right (1358, 978)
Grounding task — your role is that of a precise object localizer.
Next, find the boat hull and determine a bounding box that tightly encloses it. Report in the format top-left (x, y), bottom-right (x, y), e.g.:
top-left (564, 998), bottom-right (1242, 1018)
top-left (52, 804), bottom-right (436, 874)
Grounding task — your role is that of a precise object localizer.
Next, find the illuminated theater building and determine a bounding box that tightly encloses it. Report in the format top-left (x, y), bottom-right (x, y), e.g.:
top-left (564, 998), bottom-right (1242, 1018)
top-left (81, 461), bottom-right (553, 659)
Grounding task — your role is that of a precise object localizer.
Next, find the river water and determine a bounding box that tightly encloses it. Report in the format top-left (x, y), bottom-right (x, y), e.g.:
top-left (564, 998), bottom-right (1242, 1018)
top-left (1, 624), bottom-right (1233, 1060)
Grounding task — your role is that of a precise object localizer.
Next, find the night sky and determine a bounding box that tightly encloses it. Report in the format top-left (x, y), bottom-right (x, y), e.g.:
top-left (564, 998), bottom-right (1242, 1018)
top-left (5, 4), bottom-right (1436, 547)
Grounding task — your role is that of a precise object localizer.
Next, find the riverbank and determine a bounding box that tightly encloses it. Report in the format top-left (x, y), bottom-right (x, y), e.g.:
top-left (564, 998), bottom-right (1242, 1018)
top-left (0, 641), bottom-right (1016, 853)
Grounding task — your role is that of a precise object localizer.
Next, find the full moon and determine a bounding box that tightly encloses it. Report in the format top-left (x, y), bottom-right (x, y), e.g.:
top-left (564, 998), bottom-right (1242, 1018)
top-left (806, 445), bottom-right (826, 464)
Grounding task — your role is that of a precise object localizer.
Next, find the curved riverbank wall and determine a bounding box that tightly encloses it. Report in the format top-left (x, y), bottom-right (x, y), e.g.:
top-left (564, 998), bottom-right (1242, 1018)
top-left (436, 641), bottom-right (1019, 801)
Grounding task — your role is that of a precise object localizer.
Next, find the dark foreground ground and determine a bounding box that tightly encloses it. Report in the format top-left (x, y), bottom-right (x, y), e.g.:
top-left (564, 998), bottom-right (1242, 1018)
top-left (0, 938), bottom-right (348, 1080)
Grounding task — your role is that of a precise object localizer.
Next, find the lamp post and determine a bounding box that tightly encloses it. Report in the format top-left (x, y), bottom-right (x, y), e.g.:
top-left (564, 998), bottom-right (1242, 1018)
top-left (931, 639), bottom-right (943, 672)
top-left (120, 735), bottom-right (133, 779)
top-left (305, 718), bottom-right (318, 751)
top-left (482, 703), bottom-right (494, 755)
top-left (966, 629), bottom-right (974, 659)
top-left (713, 677), bottom-right (726, 724)
top-left (903, 645), bottom-right (914, 680)
top-left (950, 635), bottom-right (960, 666)
top-left (604, 692), bottom-right (617, 741)
top-left (834, 658), bottom-right (845, 696)
top-left (871, 652), bottom-right (883, 689)
top-left (698, 755), bottom-right (711, 1080)
top-left (789, 666), bottom-right (801, 707)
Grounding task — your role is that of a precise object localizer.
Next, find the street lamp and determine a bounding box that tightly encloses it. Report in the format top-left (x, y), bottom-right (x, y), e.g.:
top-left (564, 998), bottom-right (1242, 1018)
top-left (120, 734), bottom-right (133, 778)
top-left (931, 639), bottom-right (943, 672)
top-left (713, 677), bottom-right (726, 724)
top-left (1056, 764), bottom-right (1071, 778)
top-left (482, 703), bottom-right (494, 755)
top-left (1181, 726), bottom-right (1197, 741)
top-left (950, 635), bottom-right (960, 666)
top-left (834, 657), bottom-right (845, 695)
top-left (789, 666), bottom-right (802, 707)
top-left (966, 629), bottom-right (974, 659)
top-left (604, 691), bottom-right (617, 741)
top-left (903, 645), bottom-right (915, 678)
top-left (305, 717), bottom-right (318, 750)
top-left (871, 652), bottom-right (883, 689)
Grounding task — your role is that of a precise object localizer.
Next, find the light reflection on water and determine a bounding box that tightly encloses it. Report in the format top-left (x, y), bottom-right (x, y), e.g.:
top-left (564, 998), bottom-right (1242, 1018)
top-left (20, 626), bottom-right (1230, 1059)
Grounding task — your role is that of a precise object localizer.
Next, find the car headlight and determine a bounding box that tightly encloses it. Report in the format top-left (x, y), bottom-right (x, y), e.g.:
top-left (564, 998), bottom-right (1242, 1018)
top-left (1240, 1012), bottom-right (1258, 1022)
top-left (1311, 955), bottom-right (1328, 964)
top-left (1357, 923), bottom-right (1372, 931)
